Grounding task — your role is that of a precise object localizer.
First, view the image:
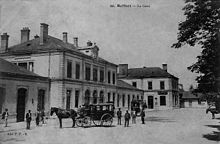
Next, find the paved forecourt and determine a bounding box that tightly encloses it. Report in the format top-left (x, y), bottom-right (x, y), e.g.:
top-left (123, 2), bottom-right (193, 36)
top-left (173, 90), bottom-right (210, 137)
top-left (0, 108), bottom-right (219, 144)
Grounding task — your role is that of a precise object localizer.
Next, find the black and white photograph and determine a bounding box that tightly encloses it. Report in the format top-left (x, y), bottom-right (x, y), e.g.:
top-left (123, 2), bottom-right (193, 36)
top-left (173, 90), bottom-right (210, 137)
top-left (0, 0), bottom-right (220, 144)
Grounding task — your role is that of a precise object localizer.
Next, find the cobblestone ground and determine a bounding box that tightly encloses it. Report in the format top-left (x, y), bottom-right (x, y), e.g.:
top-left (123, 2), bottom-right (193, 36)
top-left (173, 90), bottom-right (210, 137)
top-left (0, 108), bottom-right (219, 144)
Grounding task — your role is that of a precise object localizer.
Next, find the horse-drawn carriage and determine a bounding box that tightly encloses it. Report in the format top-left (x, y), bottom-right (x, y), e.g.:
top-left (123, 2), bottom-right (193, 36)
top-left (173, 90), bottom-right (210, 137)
top-left (76, 103), bottom-right (114, 127)
top-left (50, 102), bottom-right (114, 128)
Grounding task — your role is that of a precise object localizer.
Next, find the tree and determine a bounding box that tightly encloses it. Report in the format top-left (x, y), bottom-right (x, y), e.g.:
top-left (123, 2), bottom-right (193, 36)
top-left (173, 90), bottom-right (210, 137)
top-left (172, 0), bottom-right (220, 94)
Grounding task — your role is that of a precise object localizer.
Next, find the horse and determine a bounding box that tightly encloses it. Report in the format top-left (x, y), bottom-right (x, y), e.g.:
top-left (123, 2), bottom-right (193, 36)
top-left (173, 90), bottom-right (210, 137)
top-left (50, 107), bottom-right (77, 128)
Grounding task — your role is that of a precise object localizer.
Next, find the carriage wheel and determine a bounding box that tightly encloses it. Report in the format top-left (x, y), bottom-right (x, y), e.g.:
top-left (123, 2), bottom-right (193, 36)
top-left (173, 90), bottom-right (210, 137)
top-left (82, 116), bottom-right (91, 128)
top-left (92, 115), bottom-right (101, 126)
top-left (100, 113), bottom-right (113, 127)
top-left (76, 118), bottom-right (84, 127)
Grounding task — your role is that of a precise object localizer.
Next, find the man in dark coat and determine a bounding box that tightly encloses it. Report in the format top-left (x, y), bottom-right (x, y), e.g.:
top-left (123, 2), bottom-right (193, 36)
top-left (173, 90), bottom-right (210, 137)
top-left (26, 110), bottom-right (32, 129)
top-left (116, 108), bottom-right (122, 125)
top-left (140, 109), bottom-right (145, 124)
top-left (124, 110), bottom-right (131, 127)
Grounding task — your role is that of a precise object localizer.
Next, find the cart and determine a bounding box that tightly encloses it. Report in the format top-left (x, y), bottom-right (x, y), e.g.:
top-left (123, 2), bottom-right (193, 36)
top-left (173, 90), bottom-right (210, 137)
top-left (76, 103), bottom-right (114, 127)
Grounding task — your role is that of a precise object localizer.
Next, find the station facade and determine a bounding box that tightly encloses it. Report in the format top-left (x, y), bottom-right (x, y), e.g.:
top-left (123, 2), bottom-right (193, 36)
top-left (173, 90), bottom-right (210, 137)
top-left (0, 23), bottom-right (143, 121)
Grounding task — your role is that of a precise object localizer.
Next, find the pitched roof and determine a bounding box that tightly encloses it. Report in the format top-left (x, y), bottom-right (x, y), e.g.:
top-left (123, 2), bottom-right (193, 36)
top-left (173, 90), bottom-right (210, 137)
top-left (119, 67), bottom-right (178, 79)
top-left (117, 80), bottom-right (143, 91)
top-left (182, 91), bottom-right (200, 99)
top-left (1, 35), bottom-right (117, 66)
top-left (0, 58), bottom-right (48, 80)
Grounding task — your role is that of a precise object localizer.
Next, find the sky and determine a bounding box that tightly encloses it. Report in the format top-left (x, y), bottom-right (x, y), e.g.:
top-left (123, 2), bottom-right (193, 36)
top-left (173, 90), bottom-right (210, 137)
top-left (0, 0), bottom-right (202, 90)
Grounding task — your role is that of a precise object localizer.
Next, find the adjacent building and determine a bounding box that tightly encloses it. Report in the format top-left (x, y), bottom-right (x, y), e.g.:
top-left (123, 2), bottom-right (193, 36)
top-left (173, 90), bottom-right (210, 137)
top-left (118, 64), bottom-right (179, 110)
top-left (180, 91), bottom-right (207, 108)
top-left (0, 58), bottom-right (49, 122)
top-left (116, 80), bottom-right (144, 110)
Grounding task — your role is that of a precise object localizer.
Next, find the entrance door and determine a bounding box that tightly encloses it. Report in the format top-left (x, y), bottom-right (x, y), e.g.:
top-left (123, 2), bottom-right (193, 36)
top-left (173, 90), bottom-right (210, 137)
top-left (148, 96), bottom-right (154, 109)
top-left (66, 90), bottom-right (71, 110)
top-left (38, 89), bottom-right (45, 111)
top-left (17, 88), bottom-right (27, 122)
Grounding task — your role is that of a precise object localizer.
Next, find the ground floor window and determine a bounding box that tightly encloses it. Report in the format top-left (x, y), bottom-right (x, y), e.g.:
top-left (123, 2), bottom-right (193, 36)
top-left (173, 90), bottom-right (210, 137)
top-left (113, 93), bottom-right (115, 105)
top-left (85, 90), bottom-right (90, 105)
top-left (122, 94), bottom-right (125, 107)
top-left (108, 92), bottom-right (111, 102)
top-left (160, 96), bottom-right (166, 106)
top-left (93, 90), bottom-right (98, 104)
top-left (99, 91), bottom-right (104, 103)
top-left (66, 90), bottom-right (71, 110)
top-left (117, 94), bottom-right (120, 107)
top-left (128, 95), bottom-right (130, 108)
top-left (75, 90), bottom-right (79, 108)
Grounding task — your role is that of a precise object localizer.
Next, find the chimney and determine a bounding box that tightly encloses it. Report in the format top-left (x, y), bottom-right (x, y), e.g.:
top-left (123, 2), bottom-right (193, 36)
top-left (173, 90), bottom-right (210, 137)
top-left (62, 32), bottom-right (68, 43)
top-left (21, 27), bottom-right (30, 43)
top-left (162, 63), bottom-right (167, 72)
top-left (40, 23), bottom-right (49, 45)
top-left (73, 37), bottom-right (78, 47)
top-left (87, 41), bottom-right (93, 46)
top-left (1, 33), bottom-right (9, 53)
top-left (118, 64), bottom-right (128, 76)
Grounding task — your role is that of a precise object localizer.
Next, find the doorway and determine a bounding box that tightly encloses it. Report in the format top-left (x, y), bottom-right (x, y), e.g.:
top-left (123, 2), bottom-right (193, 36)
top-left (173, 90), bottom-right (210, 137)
top-left (38, 89), bottom-right (45, 111)
top-left (148, 96), bottom-right (154, 109)
top-left (17, 88), bottom-right (27, 122)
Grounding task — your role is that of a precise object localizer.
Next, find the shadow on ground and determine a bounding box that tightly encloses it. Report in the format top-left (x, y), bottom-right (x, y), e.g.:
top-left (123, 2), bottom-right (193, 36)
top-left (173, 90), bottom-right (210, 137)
top-left (0, 128), bottom-right (26, 133)
top-left (145, 117), bottom-right (175, 123)
top-left (62, 125), bottom-right (116, 129)
top-left (0, 137), bottom-right (25, 143)
top-left (203, 125), bottom-right (220, 141)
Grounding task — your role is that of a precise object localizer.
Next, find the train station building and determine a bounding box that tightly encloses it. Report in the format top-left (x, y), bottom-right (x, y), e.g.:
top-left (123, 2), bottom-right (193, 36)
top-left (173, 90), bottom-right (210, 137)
top-left (0, 23), bottom-right (144, 121)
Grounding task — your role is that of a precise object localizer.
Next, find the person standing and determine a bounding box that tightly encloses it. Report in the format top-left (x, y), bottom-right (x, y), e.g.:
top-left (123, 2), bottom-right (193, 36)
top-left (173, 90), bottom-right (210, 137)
top-left (26, 110), bottom-right (32, 129)
top-left (140, 109), bottom-right (145, 124)
top-left (2, 109), bottom-right (9, 127)
top-left (131, 111), bottom-right (136, 124)
top-left (124, 110), bottom-right (131, 127)
top-left (116, 108), bottom-right (122, 125)
top-left (36, 109), bottom-right (40, 126)
top-left (41, 110), bottom-right (45, 124)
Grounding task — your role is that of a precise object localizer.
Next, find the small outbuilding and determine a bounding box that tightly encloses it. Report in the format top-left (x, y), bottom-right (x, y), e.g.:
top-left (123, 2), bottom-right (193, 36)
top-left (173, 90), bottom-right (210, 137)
top-left (180, 91), bottom-right (207, 108)
top-left (0, 58), bottom-right (49, 123)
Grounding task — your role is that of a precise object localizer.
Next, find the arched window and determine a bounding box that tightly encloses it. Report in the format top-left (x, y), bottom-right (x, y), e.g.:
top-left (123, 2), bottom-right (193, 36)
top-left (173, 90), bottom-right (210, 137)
top-left (99, 91), bottom-right (104, 103)
top-left (93, 90), bottom-right (97, 104)
top-left (85, 90), bottom-right (90, 105)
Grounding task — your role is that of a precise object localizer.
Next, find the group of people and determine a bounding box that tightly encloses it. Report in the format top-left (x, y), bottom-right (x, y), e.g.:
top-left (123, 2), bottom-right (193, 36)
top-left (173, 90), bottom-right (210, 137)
top-left (116, 108), bottom-right (145, 127)
top-left (1, 108), bottom-right (46, 130)
top-left (2, 107), bottom-right (145, 129)
top-left (26, 109), bottom-right (46, 129)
